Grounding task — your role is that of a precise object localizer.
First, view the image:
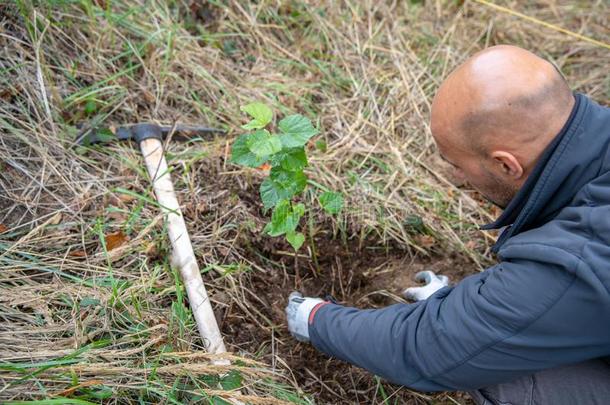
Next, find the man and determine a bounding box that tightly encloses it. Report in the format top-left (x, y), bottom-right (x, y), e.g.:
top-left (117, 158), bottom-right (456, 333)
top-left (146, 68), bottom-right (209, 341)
top-left (285, 45), bottom-right (610, 404)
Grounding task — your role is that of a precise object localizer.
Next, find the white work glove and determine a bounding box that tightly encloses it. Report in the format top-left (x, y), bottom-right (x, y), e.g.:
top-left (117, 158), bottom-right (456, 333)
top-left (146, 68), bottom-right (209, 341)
top-left (285, 292), bottom-right (327, 343)
top-left (403, 271), bottom-right (449, 301)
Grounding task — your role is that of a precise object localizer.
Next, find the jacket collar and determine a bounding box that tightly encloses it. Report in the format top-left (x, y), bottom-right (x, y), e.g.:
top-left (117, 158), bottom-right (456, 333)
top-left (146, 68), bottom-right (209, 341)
top-left (482, 93), bottom-right (602, 251)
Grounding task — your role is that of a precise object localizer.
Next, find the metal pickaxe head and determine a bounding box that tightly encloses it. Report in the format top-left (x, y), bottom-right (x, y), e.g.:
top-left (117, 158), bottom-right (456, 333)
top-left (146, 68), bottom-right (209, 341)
top-left (74, 123), bottom-right (225, 146)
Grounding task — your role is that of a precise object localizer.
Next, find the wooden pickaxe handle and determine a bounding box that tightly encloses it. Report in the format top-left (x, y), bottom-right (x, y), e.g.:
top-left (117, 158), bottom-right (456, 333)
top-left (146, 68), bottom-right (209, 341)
top-left (139, 137), bottom-right (228, 360)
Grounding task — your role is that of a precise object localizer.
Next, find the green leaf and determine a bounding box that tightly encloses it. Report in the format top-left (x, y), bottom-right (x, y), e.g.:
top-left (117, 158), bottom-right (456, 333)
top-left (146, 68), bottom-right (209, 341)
top-left (231, 134), bottom-right (268, 168)
top-left (264, 200), bottom-right (305, 236)
top-left (260, 167), bottom-right (307, 209)
top-left (293, 202), bottom-right (305, 216)
top-left (246, 129), bottom-right (282, 157)
top-left (260, 178), bottom-right (281, 209)
top-left (264, 200), bottom-right (290, 236)
top-left (278, 114), bottom-right (318, 148)
top-left (319, 191), bottom-right (344, 215)
top-left (404, 215), bottom-right (425, 234)
top-left (270, 147), bottom-right (308, 171)
top-left (84, 99), bottom-right (97, 115)
top-left (315, 139), bottom-right (327, 153)
top-left (241, 102), bottom-right (273, 130)
top-left (80, 128), bottom-right (115, 147)
top-left (87, 385), bottom-right (114, 400)
top-left (220, 370), bottom-right (243, 390)
top-left (286, 231), bottom-right (305, 251)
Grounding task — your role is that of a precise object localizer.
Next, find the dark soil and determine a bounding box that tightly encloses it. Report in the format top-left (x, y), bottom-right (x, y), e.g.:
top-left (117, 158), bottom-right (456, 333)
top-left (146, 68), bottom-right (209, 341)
top-left (177, 154), bottom-right (479, 403)
top-left (224, 233), bottom-right (475, 404)
top-left (210, 174), bottom-right (476, 404)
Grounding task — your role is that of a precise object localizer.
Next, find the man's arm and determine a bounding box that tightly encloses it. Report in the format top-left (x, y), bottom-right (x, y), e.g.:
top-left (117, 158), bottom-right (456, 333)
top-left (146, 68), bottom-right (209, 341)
top-left (307, 243), bottom-right (610, 391)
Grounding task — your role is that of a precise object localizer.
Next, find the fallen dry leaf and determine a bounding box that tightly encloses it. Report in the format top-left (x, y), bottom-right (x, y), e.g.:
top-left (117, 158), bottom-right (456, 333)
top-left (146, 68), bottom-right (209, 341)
top-left (107, 210), bottom-right (128, 222)
top-left (143, 241), bottom-right (158, 257)
top-left (49, 212), bottom-right (62, 225)
top-left (69, 250), bottom-right (87, 257)
top-left (142, 90), bottom-right (155, 103)
top-left (416, 234), bottom-right (435, 249)
top-left (105, 231), bottom-right (128, 251)
top-left (118, 193), bottom-right (136, 203)
top-left (0, 224), bottom-right (8, 233)
top-left (55, 379), bottom-right (104, 397)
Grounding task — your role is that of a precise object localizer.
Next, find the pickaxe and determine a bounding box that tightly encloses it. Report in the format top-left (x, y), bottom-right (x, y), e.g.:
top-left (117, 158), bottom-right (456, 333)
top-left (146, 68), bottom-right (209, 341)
top-left (76, 123), bottom-right (228, 360)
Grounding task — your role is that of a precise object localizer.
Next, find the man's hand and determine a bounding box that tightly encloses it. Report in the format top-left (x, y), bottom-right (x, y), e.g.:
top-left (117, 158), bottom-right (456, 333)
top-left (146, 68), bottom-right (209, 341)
top-left (285, 292), bottom-right (328, 342)
top-left (403, 271), bottom-right (449, 301)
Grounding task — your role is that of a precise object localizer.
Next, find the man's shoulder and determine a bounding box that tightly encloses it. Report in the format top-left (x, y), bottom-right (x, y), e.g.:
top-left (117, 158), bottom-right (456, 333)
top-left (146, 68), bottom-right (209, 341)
top-left (500, 182), bottom-right (610, 272)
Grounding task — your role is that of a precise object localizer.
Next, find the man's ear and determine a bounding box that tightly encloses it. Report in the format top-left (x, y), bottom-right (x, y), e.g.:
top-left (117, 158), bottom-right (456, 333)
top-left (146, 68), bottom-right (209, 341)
top-left (490, 151), bottom-right (524, 179)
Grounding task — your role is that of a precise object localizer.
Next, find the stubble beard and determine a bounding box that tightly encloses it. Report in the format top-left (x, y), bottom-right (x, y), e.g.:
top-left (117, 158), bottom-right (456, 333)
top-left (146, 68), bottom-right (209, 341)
top-left (479, 172), bottom-right (519, 209)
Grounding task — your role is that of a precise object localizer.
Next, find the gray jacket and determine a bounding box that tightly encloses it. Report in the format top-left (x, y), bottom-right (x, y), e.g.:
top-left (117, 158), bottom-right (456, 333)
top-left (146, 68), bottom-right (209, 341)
top-left (309, 93), bottom-right (610, 391)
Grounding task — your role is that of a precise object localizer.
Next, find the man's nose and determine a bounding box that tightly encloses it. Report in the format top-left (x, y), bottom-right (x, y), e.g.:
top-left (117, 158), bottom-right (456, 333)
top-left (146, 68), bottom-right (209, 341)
top-left (445, 166), bottom-right (467, 187)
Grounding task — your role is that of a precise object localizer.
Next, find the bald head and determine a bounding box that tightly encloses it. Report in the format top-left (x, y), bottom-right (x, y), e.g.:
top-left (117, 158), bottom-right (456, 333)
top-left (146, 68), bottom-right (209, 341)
top-left (430, 45), bottom-right (575, 207)
top-left (432, 45), bottom-right (573, 154)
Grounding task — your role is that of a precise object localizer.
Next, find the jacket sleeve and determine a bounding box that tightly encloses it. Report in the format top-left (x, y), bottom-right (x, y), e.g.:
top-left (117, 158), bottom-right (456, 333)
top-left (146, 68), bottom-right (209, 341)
top-left (308, 243), bottom-right (610, 391)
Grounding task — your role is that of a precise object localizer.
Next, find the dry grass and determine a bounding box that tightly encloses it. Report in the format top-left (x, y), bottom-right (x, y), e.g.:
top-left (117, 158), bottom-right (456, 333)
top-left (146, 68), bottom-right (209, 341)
top-left (1, 0), bottom-right (608, 404)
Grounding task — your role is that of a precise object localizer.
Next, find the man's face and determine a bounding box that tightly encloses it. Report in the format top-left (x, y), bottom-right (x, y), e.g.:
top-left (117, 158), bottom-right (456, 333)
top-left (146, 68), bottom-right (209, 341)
top-left (434, 135), bottom-right (519, 209)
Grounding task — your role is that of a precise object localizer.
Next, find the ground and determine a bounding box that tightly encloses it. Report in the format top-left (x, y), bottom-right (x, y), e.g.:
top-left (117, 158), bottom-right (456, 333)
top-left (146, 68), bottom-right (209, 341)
top-left (0, 1), bottom-right (608, 404)
top-left (200, 159), bottom-right (477, 403)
